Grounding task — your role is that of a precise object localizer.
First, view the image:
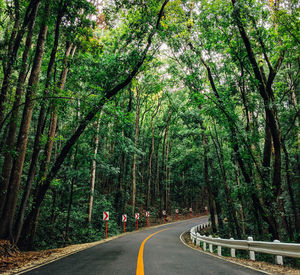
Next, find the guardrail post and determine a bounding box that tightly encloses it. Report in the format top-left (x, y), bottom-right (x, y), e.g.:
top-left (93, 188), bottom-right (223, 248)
top-left (196, 233), bottom-right (200, 246)
top-left (203, 241), bottom-right (207, 251)
top-left (209, 235), bottom-right (213, 253)
top-left (230, 238), bottom-right (236, 258)
top-left (217, 237), bottom-right (222, 256)
top-left (248, 237), bottom-right (255, 261)
top-left (273, 240), bottom-right (283, 265)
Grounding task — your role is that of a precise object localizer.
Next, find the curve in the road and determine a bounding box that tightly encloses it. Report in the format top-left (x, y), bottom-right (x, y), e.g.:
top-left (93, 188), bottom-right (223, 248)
top-left (20, 217), bottom-right (266, 275)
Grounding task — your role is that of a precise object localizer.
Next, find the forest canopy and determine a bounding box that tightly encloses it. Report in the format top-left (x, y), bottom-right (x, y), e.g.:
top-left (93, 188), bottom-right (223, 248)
top-left (0, 0), bottom-right (299, 250)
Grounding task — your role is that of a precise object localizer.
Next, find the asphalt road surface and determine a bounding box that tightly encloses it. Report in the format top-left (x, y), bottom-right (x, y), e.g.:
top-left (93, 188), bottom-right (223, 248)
top-left (21, 217), bottom-right (264, 275)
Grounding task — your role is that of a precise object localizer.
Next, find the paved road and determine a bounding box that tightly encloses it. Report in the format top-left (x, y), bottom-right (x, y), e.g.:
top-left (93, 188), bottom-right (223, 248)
top-left (21, 217), bottom-right (264, 275)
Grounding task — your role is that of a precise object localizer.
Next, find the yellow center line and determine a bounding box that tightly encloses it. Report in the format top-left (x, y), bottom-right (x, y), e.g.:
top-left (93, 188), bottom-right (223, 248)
top-left (136, 228), bottom-right (168, 275)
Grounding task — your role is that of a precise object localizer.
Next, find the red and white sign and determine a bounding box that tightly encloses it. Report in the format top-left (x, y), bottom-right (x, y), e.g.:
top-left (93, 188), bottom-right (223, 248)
top-left (175, 209), bottom-right (179, 214)
top-left (205, 206), bottom-right (208, 210)
top-left (103, 211), bottom-right (109, 221)
top-left (162, 210), bottom-right (166, 216)
top-left (122, 214), bottom-right (127, 222)
top-left (135, 213), bottom-right (140, 220)
top-left (146, 211), bottom-right (150, 217)
top-left (189, 208), bottom-right (192, 212)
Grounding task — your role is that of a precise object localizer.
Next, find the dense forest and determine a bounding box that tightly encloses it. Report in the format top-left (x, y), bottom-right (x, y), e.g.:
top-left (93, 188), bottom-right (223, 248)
top-left (0, 0), bottom-right (299, 251)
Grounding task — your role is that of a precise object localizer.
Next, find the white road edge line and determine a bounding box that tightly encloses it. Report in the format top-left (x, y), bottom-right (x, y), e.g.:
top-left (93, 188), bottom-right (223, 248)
top-left (179, 230), bottom-right (271, 275)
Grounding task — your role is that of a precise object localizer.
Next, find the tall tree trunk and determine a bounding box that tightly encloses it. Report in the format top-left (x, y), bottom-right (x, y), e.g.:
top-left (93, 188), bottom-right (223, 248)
top-left (115, 91), bottom-right (132, 217)
top-left (165, 138), bottom-right (171, 212)
top-left (0, 3), bottom-right (49, 240)
top-left (154, 141), bottom-right (160, 203)
top-left (88, 116), bottom-right (101, 224)
top-left (65, 143), bottom-right (79, 245)
top-left (0, 2), bottom-right (40, 217)
top-left (282, 141), bottom-right (299, 241)
top-left (232, 0), bottom-right (283, 198)
top-left (161, 110), bottom-right (171, 211)
top-left (211, 122), bottom-right (242, 239)
top-left (13, 6), bottom-right (65, 243)
top-left (146, 104), bottom-right (160, 208)
top-left (235, 163), bottom-right (246, 236)
top-left (132, 88), bottom-right (140, 214)
top-left (202, 133), bottom-right (217, 233)
top-left (19, 43), bottom-right (76, 248)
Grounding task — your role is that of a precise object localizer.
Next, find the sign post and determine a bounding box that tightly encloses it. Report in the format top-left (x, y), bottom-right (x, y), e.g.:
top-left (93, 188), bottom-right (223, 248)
top-left (175, 209), bottom-right (179, 220)
top-left (122, 214), bottom-right (127, 233)
top-left (189, 207), bottom-right (192, 218)
top-left (135, 213), bottom-right (139, 230)
top-left (205, 206), bottom-right (208, 215)
top-left (103, 211), bottom-right (109, 239)
top-left (146, 211), bottom-right (150, 226)
top-left (162, 210), bottom-right (166, 224)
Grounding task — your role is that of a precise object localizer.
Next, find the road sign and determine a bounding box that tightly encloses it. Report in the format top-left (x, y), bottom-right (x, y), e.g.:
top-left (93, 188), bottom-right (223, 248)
top-left (103, 211), bottom-right (109, 221)
top-left (122, 214), bottom-right (127, 222)
top-left (175, 209), bottom-right (179, 214)
top-left (135, 213), bottom-right (140, 220)
top-left (146, 211), bottom-right (149, 226)
top-left (162, 210), bottom-right (166, 224)
top-left (103, 212), bottom-right (109, 239)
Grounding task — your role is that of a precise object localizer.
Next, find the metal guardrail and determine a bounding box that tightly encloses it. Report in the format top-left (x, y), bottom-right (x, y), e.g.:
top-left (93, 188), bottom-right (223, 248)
top-left (190, 223), bottom-right (300, 265)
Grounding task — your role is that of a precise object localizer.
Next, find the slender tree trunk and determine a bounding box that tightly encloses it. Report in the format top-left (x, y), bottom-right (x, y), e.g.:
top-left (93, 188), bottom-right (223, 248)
top-left (146, 103), bottom-right (160, 208)
top-left (88, 117), bottom-right (101, 224)
top-left (232, 0), bottom-right (282, 198)
top-left (211, 123), bottom-right (241, 239)
top-left (0, 3), bottom-right (49, 240)
top-left (0, 2), bottom-right (40, 217)
top-left (154, 142), bottom-right (160, 203)
top-left (202, 133), bottom-right (217, 233)
top-left (165, 124), bottom-right (170, 212)
top-left (50, 189), bottom-right (57, 224)
top-left (14, 7), bottom-right (64, 243)
top-left (214, 199), bottom-right (224, 231)
top-left (235, 164), bottom-right (246, 236)
top-left (161, 110), bottom-right (171, 211)
top-left (282, 141), bottom-right (299, 240)
top-left (132, 88), bottom-right (140, 214)
top-left (116, 91), bottom-right (132, 216)
top-left (19, 44), bottom-right (76, 248)
top-left (65, 144), bottom-right (79, 245)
